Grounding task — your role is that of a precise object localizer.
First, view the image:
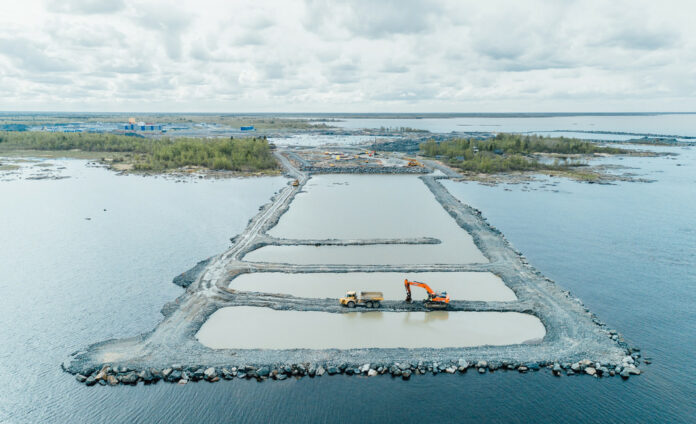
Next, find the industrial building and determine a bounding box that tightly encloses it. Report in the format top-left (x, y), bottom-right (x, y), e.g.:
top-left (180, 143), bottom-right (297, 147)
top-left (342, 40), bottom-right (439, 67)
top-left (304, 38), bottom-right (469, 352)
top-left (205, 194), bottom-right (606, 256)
top-left (123, 121), bottom-right (162, 132)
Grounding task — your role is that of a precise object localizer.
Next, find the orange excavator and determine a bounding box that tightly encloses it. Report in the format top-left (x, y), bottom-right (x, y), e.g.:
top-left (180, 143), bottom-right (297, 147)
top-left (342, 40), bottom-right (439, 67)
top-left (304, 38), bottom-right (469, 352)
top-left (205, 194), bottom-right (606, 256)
top-left (404, 279), bottom-right (450, 309)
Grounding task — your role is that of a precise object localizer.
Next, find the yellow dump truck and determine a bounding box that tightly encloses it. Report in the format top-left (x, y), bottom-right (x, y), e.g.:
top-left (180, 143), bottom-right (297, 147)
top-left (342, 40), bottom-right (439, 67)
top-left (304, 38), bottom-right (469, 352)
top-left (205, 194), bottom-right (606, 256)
top-left (339, 291), bottom-right (383, 308)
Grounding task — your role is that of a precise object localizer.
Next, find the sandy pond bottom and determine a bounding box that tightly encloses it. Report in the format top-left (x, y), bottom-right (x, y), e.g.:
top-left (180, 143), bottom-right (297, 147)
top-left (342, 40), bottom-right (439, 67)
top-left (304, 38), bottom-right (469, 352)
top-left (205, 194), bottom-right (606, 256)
top-left (196, 306), bottom-right (545, 349)
top-left (229, 272), bottom-right (517, 301)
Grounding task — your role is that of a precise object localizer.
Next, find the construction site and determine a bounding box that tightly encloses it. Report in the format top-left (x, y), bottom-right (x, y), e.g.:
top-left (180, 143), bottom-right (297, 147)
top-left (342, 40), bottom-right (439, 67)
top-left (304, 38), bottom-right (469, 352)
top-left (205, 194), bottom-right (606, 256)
top-left (63, 147), bottom-right (640, 385)
top-left (281, 146), bottom-right (427, 174)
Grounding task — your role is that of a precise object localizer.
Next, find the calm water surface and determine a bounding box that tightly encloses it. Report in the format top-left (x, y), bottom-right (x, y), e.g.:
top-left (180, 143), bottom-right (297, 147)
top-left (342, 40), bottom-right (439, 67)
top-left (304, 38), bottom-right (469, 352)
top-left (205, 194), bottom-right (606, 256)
top-left (246, 174), bottom-right (487, 265)
top-left (1, 129), bottom-right (695, 422)
top-left (330, 113), bottom-right (696, 137)
top-left (197, 307), bottom-right (544, 349)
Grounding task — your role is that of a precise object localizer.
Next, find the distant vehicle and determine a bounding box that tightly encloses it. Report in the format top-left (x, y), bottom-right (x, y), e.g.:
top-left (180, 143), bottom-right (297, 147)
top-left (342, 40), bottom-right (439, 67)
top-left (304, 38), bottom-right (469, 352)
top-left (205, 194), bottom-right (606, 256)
top-left (340, 291), bottom-right (383, 308)
top-left (292, 179), bottom-right (299, 187)
top-left (240, 126), bottom-right (255, 131)
top-left (405, 158), bottom-right (422, 167)
top-left (404, 279), bottom-right (450, 309)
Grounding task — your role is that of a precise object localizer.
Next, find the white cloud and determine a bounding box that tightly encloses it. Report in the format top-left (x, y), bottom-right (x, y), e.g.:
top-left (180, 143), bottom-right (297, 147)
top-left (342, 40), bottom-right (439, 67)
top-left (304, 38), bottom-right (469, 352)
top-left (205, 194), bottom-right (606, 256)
top-left (48, 0), bottom-right (126, 14)
top-left (0, 0), bottom-right (693, 112)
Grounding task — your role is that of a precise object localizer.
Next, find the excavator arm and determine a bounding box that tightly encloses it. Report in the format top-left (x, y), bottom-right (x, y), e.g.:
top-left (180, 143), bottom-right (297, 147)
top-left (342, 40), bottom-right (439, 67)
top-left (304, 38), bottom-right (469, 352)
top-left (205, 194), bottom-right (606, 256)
top-left (404, 279), bottom-right (435, 302)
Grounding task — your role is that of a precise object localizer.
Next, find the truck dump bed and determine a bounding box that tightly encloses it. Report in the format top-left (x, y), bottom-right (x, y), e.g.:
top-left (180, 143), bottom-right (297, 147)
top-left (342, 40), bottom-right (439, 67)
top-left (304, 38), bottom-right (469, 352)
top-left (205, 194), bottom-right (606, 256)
top-left (360, 291), bottom-right (384, 300)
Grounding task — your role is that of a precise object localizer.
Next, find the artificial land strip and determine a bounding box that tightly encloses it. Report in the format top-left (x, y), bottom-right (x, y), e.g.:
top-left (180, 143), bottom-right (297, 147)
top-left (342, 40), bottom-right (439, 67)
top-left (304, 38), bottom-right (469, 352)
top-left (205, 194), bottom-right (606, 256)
top-left (63, 150), bottom-right (644, 386)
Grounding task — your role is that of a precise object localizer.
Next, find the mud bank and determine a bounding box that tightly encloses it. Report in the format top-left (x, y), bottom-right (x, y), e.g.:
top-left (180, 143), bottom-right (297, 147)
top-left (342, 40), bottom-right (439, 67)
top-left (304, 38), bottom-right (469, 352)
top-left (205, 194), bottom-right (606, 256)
top-left (63, 149), bottom-right (640, 385)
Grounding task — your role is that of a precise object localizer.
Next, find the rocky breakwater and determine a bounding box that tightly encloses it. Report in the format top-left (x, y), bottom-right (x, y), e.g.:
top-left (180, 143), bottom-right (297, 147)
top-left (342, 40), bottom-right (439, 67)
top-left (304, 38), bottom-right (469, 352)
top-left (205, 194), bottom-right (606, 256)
top-left (69, 353), bottom-right (645, 387)
top-left (63, 148), bottom-right (642, 388)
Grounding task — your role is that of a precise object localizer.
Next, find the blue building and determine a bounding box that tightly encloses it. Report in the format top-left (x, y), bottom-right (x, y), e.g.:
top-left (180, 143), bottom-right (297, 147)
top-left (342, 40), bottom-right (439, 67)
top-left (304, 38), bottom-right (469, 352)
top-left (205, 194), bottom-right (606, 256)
top-left (123, 123), bottom-right (162, 131)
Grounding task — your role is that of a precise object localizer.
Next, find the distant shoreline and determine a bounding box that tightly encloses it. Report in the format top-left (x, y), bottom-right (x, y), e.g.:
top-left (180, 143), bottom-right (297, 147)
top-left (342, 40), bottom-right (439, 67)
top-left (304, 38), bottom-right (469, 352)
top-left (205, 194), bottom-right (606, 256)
top-left (1, 111), bottom-right (695, 119)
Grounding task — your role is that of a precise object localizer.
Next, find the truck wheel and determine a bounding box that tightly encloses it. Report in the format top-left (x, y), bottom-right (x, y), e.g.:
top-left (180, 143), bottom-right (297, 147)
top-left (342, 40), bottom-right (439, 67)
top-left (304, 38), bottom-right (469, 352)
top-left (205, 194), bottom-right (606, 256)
top-left (347, 301), bottom-right (355, 308)
top-left (366, 301), bottom-right (373, 308)
top-left (374, 301), bottom-right (380, 308)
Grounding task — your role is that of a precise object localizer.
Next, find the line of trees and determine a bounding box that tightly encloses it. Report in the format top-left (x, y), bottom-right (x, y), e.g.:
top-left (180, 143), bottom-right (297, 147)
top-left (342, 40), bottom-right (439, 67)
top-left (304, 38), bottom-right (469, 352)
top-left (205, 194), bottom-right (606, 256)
top-left (0, 131), bottom-right (278, 172)
top-left (135, 138), bottom-right (277, 171)
top-left (420, 133), bottom-right (625, 173)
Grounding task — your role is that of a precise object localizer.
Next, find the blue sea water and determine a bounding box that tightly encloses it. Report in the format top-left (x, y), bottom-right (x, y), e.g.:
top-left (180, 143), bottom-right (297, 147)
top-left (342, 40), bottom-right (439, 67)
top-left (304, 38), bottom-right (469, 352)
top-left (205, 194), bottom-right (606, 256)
top-left (1, 132), bottom-right (695, 423)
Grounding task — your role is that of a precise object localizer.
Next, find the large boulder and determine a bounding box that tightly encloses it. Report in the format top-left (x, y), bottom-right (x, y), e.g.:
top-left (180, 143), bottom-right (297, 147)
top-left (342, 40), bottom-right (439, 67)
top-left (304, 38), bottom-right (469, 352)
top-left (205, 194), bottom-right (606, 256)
top-left (139, 370), bottom-right (153, 383)
top-left (191, 368), bottom-right (205, 381)
top-left (120, 372), bottom-right (139, 385)
top-left (627, 366), bottom-right (641, 375)
top-left (221, 368), bottom-right (233, 380)
top-left (166, 370), bottom-right (182, 382)
top-left (526, 363), bottom-right (540, 371)
top-left (552, 363), bottom-right (562, 376)
top-left (204, 367), bottom-right (217, 380)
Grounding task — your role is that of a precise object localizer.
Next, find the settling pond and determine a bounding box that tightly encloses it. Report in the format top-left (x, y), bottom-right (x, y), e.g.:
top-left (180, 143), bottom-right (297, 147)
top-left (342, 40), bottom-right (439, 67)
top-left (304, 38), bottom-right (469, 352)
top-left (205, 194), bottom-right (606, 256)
top-left (196, 306), bottom-right (545, 350)
top-left (245, 174), bottom-right (488, 264)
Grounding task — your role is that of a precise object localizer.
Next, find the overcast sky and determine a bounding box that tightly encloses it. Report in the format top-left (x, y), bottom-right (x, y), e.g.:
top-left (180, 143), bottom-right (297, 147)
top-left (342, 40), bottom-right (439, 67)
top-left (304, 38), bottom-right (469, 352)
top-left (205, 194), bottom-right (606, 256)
top-left (0, 0), bottom-right (694, 112)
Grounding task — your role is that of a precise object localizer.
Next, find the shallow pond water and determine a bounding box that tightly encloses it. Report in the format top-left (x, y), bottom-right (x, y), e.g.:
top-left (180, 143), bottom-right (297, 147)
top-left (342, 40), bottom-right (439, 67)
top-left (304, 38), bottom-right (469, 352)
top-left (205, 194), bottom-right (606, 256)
top-left (196, 306), bottom-right (545, 349)
top-left (229, 271), bottom-right (516, 301)
top-left (246, 174), bottom-right (488, 264)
